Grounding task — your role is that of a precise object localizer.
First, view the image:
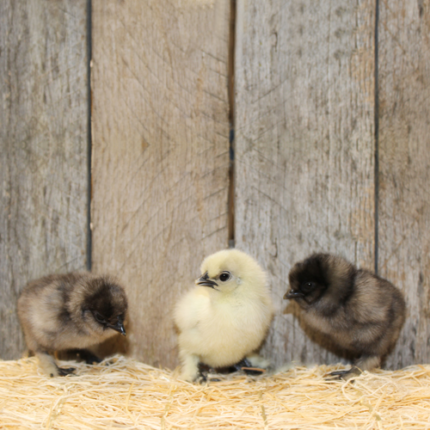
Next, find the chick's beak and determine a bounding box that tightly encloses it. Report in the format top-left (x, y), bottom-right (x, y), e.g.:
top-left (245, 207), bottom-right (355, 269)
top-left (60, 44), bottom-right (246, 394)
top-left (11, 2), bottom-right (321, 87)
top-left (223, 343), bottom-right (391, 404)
top-left (284, 290), bottom-right (304, 300)
top-left (196, 272), bottom-right (218, 288)
top-left (108, 320), bottom-right (126, 336)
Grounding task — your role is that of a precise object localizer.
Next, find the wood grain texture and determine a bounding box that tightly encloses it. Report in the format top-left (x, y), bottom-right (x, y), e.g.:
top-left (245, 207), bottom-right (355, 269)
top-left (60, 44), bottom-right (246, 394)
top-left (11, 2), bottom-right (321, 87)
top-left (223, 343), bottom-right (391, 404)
top-left (378, 0), bottom-right (430, 368)
top-left (234, 0), bottom-right (376, 368)
top-left (0, 1), bottom-right (88, 359)
top-left (91, 0), bottom-right (230, 368)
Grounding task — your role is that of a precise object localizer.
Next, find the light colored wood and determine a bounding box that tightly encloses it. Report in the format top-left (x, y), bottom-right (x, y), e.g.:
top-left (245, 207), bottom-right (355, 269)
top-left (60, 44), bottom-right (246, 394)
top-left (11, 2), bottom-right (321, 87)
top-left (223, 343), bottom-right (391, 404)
top-left (234, 0), bottom-right (376, 368)
top-left (378, 0), bottom-right (430, 368)
top-left (91, 0), bottom-right (231, 368)
top-left (0, 1), bottom-right (88, 359)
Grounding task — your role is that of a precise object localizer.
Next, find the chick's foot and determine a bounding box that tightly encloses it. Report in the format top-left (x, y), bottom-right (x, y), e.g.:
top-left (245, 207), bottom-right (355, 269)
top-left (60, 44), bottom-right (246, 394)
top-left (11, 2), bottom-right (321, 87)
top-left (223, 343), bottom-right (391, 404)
top-left (57, 367), bottom-right (76, 377)
top-left (327, 366), bottom-right (361, 381)
top-left (234, 358), bottom-right (266, 376)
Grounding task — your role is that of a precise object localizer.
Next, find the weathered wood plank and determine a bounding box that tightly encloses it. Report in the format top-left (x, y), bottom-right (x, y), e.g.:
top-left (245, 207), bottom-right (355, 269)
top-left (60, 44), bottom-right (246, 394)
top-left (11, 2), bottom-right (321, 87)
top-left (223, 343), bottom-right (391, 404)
top-left (234, 0), bottom-right (376, 368)
top-left (91, 0), bottom-right (231, 368)
top-left (378, 0), bottom-right (430, 368)
top-left (0, 1), bottom-right (89, 359)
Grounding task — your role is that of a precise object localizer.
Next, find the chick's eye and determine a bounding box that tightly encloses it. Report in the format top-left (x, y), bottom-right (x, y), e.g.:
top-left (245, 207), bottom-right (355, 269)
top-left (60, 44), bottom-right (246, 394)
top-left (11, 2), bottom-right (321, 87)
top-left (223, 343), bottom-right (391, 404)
top-left (301, 281), bottom-right (316, 293)
top-left (94, 311), bottom-right (106, 324)
top-left (219, 272), bottom-right (231, 282)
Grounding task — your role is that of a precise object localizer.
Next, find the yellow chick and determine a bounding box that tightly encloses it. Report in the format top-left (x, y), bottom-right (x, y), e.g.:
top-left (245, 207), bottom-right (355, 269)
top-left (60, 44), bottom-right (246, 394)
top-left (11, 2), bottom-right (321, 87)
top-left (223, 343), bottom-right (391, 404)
top-left (174, 249), bottom-right (274, 382)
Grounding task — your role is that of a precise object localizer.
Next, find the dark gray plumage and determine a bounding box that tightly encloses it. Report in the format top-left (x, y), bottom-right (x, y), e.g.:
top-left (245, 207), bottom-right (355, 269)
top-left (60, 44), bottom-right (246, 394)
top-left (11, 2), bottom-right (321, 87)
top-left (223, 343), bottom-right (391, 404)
top-left (285, 253), bottom-right (406, 379)
top-left (18, 272), bottom-right (128, 377)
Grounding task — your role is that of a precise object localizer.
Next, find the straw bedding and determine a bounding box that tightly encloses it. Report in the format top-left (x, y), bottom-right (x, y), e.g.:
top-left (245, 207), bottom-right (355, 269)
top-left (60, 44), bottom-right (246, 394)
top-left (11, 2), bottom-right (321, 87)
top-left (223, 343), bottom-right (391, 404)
top-left (1, 356), bottom-right (430, 429)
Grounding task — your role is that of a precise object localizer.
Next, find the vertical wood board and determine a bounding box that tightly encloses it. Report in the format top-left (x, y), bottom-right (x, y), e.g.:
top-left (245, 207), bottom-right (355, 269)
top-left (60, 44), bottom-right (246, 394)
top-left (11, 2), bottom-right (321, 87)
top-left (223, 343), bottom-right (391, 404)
top-left (91, 0), bottom-right (231, 368)
top-left (378, 0), bottom-right (430, 368)
top-left (235, 0), bottom-right (376, 368)
top-left (0, 1), bottom-right (89, 359)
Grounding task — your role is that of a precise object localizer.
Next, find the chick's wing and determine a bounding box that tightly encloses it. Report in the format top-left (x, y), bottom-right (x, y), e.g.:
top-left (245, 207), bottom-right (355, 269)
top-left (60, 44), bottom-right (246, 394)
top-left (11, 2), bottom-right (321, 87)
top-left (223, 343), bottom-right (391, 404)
top-left (174, 287), bottom-right (211, 332)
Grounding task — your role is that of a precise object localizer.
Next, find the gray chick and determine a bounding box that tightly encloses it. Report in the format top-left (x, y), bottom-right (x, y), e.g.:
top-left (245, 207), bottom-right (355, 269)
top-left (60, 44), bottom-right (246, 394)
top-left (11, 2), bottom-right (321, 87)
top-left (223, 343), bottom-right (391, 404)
top-left (18, 272), bottom-right (128, 377)
top-left (285, 253), bottom-right (406, 380)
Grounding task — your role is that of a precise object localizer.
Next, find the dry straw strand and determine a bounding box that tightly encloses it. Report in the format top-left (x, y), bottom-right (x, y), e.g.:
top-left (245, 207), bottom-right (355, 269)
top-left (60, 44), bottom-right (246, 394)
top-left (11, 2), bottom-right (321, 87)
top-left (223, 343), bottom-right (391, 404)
top-left (1, 356), bottom-right (430, 429)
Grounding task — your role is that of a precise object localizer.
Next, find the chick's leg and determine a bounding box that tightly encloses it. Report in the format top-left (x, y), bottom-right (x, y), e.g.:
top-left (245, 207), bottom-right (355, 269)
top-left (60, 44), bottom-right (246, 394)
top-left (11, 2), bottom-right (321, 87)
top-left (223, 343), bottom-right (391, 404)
top-left (355, 355), bottom-right (381, 372)
top-left (236, 353), bottom-right (271, 376)
top-left (36, 351), bottom-right (59, 377)
top-left (179, 350), bottom-right (200, 382)
top-left (36, 351), bottom-right (75, 377)
top-left (329, 355), bottom-right (381, 381)
top-left (245, 353), bottom-right (271, 369)
top-left (328, 366), bottom-right (361, 381)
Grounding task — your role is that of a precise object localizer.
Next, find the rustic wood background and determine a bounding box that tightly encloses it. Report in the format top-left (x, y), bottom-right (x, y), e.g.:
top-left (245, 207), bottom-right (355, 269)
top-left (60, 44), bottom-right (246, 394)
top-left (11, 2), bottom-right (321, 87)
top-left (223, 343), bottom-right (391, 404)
top-left (377, 0), bottom-right (430, 367)
top-left (90, 0), bottom-right (231, 367)
top-left (235, 0), bottom-right (376, 368)
top-left (1, 0), bottom-right (429, 370)
top-left (0, 0), bottom-right (89, 360)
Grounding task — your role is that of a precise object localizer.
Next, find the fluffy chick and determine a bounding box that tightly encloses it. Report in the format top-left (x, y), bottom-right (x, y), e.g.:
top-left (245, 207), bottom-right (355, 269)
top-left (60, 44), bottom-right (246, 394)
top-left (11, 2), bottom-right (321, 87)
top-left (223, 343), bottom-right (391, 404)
top-left (285, 253), bottom-right (406, 380)
top-left (174, 249), bottom-right (274, 382)
top-left (18, 272), bottom-right (128, 377)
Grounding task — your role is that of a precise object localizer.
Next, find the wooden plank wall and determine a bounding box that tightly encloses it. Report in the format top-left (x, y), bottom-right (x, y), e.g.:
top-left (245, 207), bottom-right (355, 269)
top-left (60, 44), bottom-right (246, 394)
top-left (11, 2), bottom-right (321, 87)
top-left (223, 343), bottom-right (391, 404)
top-left (1, 0), bottom-right (429, 372)
top-left (91, 0), bottom-right (231, 368)
top-left (235, 0), bottom-right (430, 370)
top-left (0, 1), bottom-right (89, 359)
top-left (378, 0), bottom-right (430, 368)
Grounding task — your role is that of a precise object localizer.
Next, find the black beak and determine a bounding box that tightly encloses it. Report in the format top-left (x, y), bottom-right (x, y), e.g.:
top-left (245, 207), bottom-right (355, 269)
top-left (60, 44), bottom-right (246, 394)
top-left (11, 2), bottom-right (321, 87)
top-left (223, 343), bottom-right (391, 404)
top-left (108, 320), bottom-right (126, 336)
top-left (284, 290), bottom-right (304, 300)
top-left (196, 272), bottom-right (218, 289)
